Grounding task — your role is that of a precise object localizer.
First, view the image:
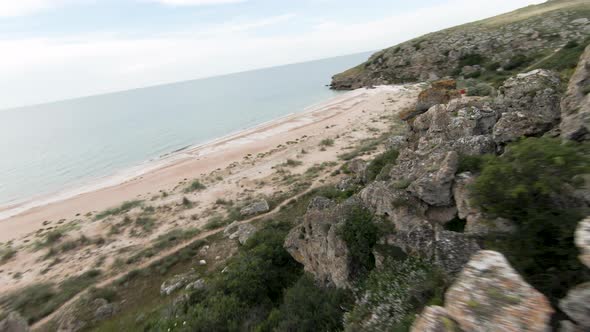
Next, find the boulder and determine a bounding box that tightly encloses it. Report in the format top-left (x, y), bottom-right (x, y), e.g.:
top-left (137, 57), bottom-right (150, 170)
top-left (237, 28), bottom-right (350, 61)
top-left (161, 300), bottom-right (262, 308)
top-left (493, 69), bottom-right (562, 144)
top-left (347, 159), bottom-right (368, 177)
top-left (185, 278), bottom-right (206, 291)
top-left (576, 217), bottom-right (590, 269)
top-left (559, 282), bottom-right (590, 329)
top-left (240, 199), bottom-right (270, 217)
top-left (160, 272), bottom-right (198, 296)
top-left (284, 199), bottom-right (361, 288)
top-left (0, 312), bottom-right (29, 332)
top-left (307, 196), bottom-right (335, 211)
top-left (434, 230), bottom-right (481, 276)
top-left (414, 80), bottom-right (461, 115)
top-left (224, 221), bottom-right (257, 245)
top-left (445, 250), bottom-right (553, 332)
top-left (406, 151), bottom-right (459, 206)
top-left (411, 306), bottom-right (459, 332)
top-left (561, 45), bottom-right (590, 141)
top-left (386, 135), bottom-right (408, 150)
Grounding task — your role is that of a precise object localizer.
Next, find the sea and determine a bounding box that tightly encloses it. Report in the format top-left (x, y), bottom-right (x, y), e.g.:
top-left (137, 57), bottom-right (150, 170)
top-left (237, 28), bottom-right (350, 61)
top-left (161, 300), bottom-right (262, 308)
top-left (0, 52), bottom-right (371, 211)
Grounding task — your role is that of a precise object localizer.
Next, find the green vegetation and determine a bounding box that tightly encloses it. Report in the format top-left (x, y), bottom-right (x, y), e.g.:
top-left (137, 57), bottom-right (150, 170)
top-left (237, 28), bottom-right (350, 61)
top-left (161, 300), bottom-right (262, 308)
top-left (95, 200), bottom-right (143, 220)
top-left (0, 246), bottom-right (16, 263)
top-left (458, 53), bottom-right (485, 67)
top-left (0, 270), bottom-right (101, 324)
top-left (344, 257), bottom-right (446, 332)
top-left (531, 37), bottom-right (590, 80)
top-left (184, 179), bottom-right (207, 193)
top-left (472, 137), bottom-right (590, 302)
top-left (320, 138), bottom-right (335, 147)
top-left (282, 159), bottom-right (303, 167)
top-left (339, 206), bottom-right (379, 279)
top-left (365, 149), bottom-right (399, 182)
top-left (503, 54), bottom-right (531, 71)
top-left (457, 154), bottom-right (487, 173)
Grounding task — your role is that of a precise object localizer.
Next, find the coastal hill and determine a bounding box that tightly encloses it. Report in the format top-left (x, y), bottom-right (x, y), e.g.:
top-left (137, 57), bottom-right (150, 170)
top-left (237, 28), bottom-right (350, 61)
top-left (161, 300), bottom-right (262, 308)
top-left (1, 1), bottom-right (590, 331)
top-left (331, 0), bottom-right (590, 89)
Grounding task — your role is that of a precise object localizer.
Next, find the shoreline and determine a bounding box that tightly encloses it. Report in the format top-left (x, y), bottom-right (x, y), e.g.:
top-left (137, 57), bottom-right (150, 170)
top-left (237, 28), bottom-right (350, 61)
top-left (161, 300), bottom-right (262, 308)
top-left (0, 85), bottom-right (411, 243)
top-left (0, 88), bottom-right (368, 222)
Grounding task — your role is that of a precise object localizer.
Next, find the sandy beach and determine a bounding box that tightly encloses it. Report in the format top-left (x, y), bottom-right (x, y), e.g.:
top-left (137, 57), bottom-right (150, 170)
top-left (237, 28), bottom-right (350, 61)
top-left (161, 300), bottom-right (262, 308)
top-left (0, 84), bottom-right (420, 296)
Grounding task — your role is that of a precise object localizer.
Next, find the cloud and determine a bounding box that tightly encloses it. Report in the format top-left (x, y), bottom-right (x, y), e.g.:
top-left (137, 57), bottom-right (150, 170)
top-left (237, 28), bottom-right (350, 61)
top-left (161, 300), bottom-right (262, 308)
top-left (147, 0), bottom-right (247, 6)
top-left (0, 0), bottom-right (67, 17)
top-left (0, 0), bottom-right (545, 109)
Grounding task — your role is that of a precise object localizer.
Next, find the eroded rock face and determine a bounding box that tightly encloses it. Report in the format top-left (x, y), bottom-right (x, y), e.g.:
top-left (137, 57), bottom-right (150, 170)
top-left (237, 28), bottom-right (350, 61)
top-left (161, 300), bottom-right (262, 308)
top-left (240, 199), bottom-right (270, 217)
top-left (561, 45), bottom-right (590, 141)
top-left (445, 250), bottom-right (553, 332)
top-left (410, 306), bottom-right (458, 332)
top-left (0, 312), bottom-right (29, 332)
top-left (493, 69), bottom-right (562, 144)
top-left (224, 221), bottom-right (257, 245)
top-left (284, 199), bottom-right (360, 288)
top-left (307, 196), bottom-right (335, 211)
top-left (405, 151), bottom-right (459, 206)
top-left (576, 217), bottom-right (590, 268)
top-left (434, 230), bottom-right (481, 276)
top-left (559, 282), bottom-right (590, 329)
top-left (414, 80), bottom-right (461, 115)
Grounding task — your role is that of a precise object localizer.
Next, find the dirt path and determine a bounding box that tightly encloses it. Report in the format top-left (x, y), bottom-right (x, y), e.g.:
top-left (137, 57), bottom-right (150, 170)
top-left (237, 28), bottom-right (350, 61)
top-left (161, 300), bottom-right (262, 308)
top-left (31, 178), bottom-right (327, 331)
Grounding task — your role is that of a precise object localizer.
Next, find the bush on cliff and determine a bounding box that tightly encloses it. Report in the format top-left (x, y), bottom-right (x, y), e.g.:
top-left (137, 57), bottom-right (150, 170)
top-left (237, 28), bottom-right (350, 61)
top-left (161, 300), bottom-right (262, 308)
top-left (472, 137), bottom-right (590, 301)
top-left (339, 206), bottom-right (379, 279)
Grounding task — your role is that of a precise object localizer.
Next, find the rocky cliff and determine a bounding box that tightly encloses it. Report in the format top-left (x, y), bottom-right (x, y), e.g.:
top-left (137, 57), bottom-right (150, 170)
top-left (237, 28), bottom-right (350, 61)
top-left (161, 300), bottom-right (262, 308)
top-left (331, 0), bottom-right (590, 90)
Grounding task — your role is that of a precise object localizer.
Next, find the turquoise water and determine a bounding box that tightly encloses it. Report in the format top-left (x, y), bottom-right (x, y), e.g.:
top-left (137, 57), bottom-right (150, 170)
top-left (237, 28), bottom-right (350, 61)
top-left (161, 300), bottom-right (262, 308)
top-left (0, 52), bottom-right (370, 206)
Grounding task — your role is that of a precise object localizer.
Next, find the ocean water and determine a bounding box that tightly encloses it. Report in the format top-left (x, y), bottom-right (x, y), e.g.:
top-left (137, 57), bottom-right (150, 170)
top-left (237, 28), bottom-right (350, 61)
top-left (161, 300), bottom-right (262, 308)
top-left (0, 52), bottom-right (370, 207)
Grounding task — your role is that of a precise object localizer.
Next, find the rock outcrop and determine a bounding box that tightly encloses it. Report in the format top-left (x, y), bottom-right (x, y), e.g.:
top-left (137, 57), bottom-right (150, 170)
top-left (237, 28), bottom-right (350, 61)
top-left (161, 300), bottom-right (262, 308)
top-left (240, 199), bottom-right (270, 217)
top-left (224, 221), bottom-right (257, 245)
top-left (414, 251), bottom-right (553, 332)
top-left (0, 312), bottom-right (29, 332)
top-left (331, 0), bottom-right (589, 89)
top-left (576, 217), bottom-right (590, 268)
top-left (284, 199), bottom-right (361, 288)
top-left (559, 282), bottom-right (590, 330)
top-left (493, 69), bottom-right (562, 144)
top-left (413, 80), bottom-right (460, 116)
top-left (160, 272), bottom-right (199, 296)
top-left (561, 45), bottom-right (590, 141)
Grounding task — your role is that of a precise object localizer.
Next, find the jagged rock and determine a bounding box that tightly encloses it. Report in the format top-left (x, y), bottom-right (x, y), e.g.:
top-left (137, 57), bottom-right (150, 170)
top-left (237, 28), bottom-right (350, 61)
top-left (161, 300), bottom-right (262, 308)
top-left (160, 272), bottom-right (198, 296)
top-left (0, 312), bottom-right (29, 332)
top-left (445, 250), bottom-right (553, 332)
top-left (406, 151), bottom-right (459, 206)
top-left (383, 222), bottom-right (436, 259)
top-left (93, 299), bottom-right (116, 321)
top-left (240, 199), bottom-right (270, 216)
top-left (425, 206), bottom-right (457, 225)
top-left (414, 80), bottom-right (460, 115)
top-left (560, 282), bottom-right (590, 329)
top-left (284, 199), bottom-right (361, 288)
top-left (558, 320), bottom-right (584, 332)
top-left (360, 181), bottom-right (427, 231)
top-left (336, 176), bottom-right (360, 191)
top-left (411, 306), bottom-right (459, 332)
top-left (453, 172), bottom-right (516, 235)
top-left (307, 196), bottom-right (335, 211)
top-left (347, 159), bottom-right (368, 177)
top-left (386, 135), bottom-right (408, 150)
top-left (561, 45), bottom-right (590, 141)
top-left (224, 221), bottom-right (257, 245)
top-left (434, 230), bottom-right (481, 276)
top-left (576, 217), bottom-right (590, 268)
top-left (185, 278), bottom-right (206, 291)
top-left (493, 69), bottom-right (562, 144)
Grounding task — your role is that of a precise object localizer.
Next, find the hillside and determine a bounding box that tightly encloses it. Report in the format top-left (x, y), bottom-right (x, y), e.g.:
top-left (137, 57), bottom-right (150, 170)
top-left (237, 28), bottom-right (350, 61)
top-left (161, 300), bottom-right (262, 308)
top-left (331, 0), bottom-right (590, 89)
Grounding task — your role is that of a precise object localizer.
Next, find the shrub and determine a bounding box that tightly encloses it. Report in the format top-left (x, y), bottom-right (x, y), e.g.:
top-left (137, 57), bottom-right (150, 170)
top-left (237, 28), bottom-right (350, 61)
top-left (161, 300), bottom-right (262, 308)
top-left (564, 40), bottom-right (579, 49)
top-left (503, 54), bottom-right (530, 71)
top-left (282, 159), bottom-right (303, 167)
top-left (182, 196), bottom-right (193, 208)
top-left (366, 149), bottom-right (399, 182)
top-left (457, 154), bottom-right (487, 173)
top-left (94, 200), bottom-right (143, 220)
top-left (467, 83), bottom-right (493, 96)
top-left (320, 138), bottom-right (335, 147)
top-left (184, 180), bottom-right (206, 193)
top-left (472, 137), bottom-right (590, 301)
top-left (258, 274), bottom-right (352, 332)
top-left (339, 206), bottom-right (379, 279)
top-left (458, 53), bottom-right (484, 67)
top-left (344, 257), bottom-right (445, 332)
top-left (0, 247), bottom-right (16, 263)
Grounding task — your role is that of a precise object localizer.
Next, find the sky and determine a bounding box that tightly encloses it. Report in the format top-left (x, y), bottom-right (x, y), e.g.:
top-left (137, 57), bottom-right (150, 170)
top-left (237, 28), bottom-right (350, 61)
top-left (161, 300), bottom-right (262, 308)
top-left (0, 0), bottom-right (545, 109)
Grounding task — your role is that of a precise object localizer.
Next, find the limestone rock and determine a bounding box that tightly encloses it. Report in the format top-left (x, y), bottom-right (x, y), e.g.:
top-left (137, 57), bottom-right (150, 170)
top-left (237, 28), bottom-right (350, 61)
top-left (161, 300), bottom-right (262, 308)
top-left (434, 230), bottom-right (481, 276)
top-left (185, 278), bottom-right (206, 291)
top-left (576, 217), bottom-right (590, 268)
top-left (414, 80), bottom-right (460, 115)
top-left (160, 272), bottom-right (198, 296)
top-left (445, 250), bottom-right (553, 332)
top-left (307, 196), bottom-right (335, 211)
top-left (411, 306), bottom-right (459, 332)
top-left (561, 45), bottom-right (590, 141)
top-left (493, 69), bottom-right (562, 144)
top-left (406, 151), bottom-right (459, 206)
top-left (240, 199), bottom-right (270, 217)
top-left (386, 135), bottom-right (408, 150)
top-left (284, 199), bottom-right (361, 288)
top-left (93, 299), bottom-right (116, 321)
top-left (0, 312), bottom-right (29, 332)
top-left (559, 282), bottom-right (590, 329)
top-left (224, 221), bottom-right (257, 245)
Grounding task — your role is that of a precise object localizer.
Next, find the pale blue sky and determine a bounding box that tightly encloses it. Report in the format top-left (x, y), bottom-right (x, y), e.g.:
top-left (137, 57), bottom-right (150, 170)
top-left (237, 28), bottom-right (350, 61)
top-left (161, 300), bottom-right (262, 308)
top-left (0, 0), bottom-right (544, 109)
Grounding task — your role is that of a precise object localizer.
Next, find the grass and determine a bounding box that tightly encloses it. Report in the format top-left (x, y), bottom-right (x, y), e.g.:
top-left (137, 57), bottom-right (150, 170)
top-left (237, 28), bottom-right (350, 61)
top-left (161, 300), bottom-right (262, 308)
top-left (0, 270), bottom-right (102, 324)
top-left (281, 159), bottom-right (303, 167)
top-left (94, 200), bottom-right (143, 220)
top-left (184, 179), bottom-right (207, 193)
top-left (1, 246), bottom-right (16, 263)
top-left (531, 37), bottom-right (590, 81)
